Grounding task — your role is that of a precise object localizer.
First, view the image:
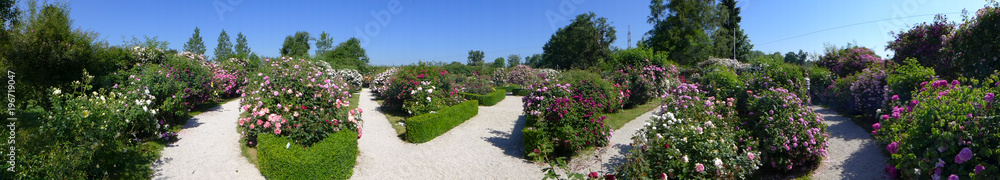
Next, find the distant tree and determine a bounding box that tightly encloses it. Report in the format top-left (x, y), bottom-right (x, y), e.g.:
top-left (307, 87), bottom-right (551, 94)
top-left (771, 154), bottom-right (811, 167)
top-left (506, 54), bottom-right (521, 67)
top-left (645, 0), bottom-right (717, 65)
top-left (321, 37), bottom-right (370, 71)
top-left (183, 27), bottom-right (206, 54)
top-left (234, 32), bottom-right (251, 57)
top-left (280, 31), bottom-right (311, 58)
top-left (315, 31), bottom-right (334, 56)
top-left (711, 0), bottom-right (753, 61)
top-left (541, 12), bottom-right (615, 70)
top-left (784, 51), bottom-right (798, 64)
top-left (467, 50), bottom-right (485, 66)
top-left (127, 35), bottom-right (170, 50)
top-left (797, 50), bottom-right (808, 64)
top-left (214, 29), bottom-right (233, 61)
top-left (525, 54), bottom-right (543, 68)
top-left (1, 0), bottom-right (19, 29)
top-left (492, 57), bottom-right (506, 68)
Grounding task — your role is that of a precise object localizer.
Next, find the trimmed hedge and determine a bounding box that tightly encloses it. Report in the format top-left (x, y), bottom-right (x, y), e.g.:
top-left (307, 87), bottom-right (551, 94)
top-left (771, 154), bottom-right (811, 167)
top-left (405, 100), bottom-right (480, 143)
top-left (511, 88), bottom-right (531, 96)
top-left (497, 85), bottom-right (520, 93)
top-left (462, 89), bottom-right (507, 106)
top-left (257, 131), bottom-right (359, 180)
top-left (522, 127), bottom-right (545, 157)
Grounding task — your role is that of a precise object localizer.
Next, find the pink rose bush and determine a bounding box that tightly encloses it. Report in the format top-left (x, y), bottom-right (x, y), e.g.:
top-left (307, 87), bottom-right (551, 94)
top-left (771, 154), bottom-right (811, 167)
top-left (239, 57), bottom-right (363, 146)
top-left (376, 63), bottom-right (466, 116)
top-left (817, 46), bottom-right (889, 78)
top-left (523, 70), bottom-right (625, 160)
top-left (874, 74), bottom-right (1000, 179)
top-left (615, 81), bottom-right (760, 179)
top-left (744, 87), bottom-right (828, 172)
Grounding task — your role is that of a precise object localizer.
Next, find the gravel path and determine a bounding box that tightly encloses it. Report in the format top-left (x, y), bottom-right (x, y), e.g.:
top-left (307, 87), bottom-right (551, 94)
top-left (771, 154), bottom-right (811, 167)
top-left (352, 89), bottom-right (546, 179)
top-left (151, 100), bottom-right (265, 180)
top-left (810, 106), bottom-right (887, 180)
top-left (568, 108), bottom-right (657, 175)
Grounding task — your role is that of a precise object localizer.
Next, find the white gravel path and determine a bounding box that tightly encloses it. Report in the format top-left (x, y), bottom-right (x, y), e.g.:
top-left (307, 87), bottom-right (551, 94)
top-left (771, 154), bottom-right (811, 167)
top-left (568, 108), bottom-right (657, 175)
top-left (151, 100), bottom-right (265, 180)
top-left (352, 89), bottom-right (547, 179)
top-left (810, 106), bottom-right (888, 180)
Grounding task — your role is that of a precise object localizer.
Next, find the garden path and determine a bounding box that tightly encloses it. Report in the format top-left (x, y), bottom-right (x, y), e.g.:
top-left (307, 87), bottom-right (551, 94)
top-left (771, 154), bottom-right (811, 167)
top-left (811, 106), bottom-right (888, 180)
top-left (151, 100), bottom-right (265, 180)
top-left (567, 107), bottom-right (657, 175)
top-left (352, 88), bottom-right (546, 179)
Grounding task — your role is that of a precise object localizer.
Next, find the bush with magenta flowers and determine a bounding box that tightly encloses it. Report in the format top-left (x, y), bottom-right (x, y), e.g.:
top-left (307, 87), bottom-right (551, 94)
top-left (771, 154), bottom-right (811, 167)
top-left (873, 74), bottom-right (1000, 179)
top-left (817, 46), bottom-right (889, 78)
top-left (615, 82), bottom-right (760, 179)
top-left (942, 4), bottom-right (1000, 80)
top-left (744, 87), bottom-right (829, 172)
top-left (238, 57), bottom-right (363, 147)
top-left (886, 15), bottom-right (955, 74)
top-left (850, 67), bottom-right (890, 122)
top-left (886, 58), bottom-right (936, 103)
top-left (607, 63), bottom-right (679, 108)
top-left (377, 63), bottom-right (466, 116)
top-left (523, 71), bottom-right (625, 159)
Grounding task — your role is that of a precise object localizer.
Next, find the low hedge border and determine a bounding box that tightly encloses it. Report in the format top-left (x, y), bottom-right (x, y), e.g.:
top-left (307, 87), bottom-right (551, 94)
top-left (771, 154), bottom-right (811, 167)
top-left (511, 88), bottom-right (531, 96)
top-left (257, 131), bottom-right (359, 179)
top-left (404, 100), bottom-right (480, 143)
top-left (461, 89), bottom-right (506, 106)
top-left (497, 85), bottom-right (520, 93)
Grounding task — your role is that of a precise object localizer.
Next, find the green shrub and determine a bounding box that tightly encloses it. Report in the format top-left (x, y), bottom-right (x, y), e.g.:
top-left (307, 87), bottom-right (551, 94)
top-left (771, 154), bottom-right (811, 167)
top-left (497, 85), bottom-right (520, 93)
top-left (512, 88), bottom-right (532, 96)
top-left (462, 89), bottom-right (506, 106)
top-left (699, 65), bottom-right (742, 99)
top-left (745, 87), bottom-right (828, 172)
top-left (257, 131), bottom-right (359, 180)
top-left (405, 100), bottom-right (479, 143)
top-left (805, 66), bottom-right (834, 104)
top-left (522, 128), bottom-right (546, 158)
top-left (887, 58), bottom-right (935, 103)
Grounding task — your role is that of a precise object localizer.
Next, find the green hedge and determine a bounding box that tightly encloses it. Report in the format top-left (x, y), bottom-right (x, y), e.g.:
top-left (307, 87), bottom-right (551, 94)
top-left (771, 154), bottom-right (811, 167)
top-left (257, 131), bottom-right (359, 180)
top-left (511, 88), bottom-right (531, 96)
top-left (497, 85), bottom-right (520, 93)
top-left (405, 100), bottom-right (480, 143)
top-left (461, 89), bottom-right (507, 106)
top-left (522, 127), bottom-right (545, 157)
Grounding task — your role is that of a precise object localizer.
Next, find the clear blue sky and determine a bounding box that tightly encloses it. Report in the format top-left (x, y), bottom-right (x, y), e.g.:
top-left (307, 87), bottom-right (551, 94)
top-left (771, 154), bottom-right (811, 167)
top-left (59, 0), bottom-right (989, 65)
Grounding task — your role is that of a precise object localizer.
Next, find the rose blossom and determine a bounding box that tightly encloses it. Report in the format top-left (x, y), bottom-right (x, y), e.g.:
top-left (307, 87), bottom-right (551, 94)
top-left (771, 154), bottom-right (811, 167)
top-left (695, 163), bottom-right (705, 172)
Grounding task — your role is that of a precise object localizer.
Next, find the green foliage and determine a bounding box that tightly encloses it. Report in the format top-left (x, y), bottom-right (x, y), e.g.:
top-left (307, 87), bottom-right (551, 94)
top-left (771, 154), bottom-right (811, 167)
top-left (887, 58), bottom-right (936, 103)
top-left (442, 61), bottom-right (476, 76)
top-left (873, 75), bottom-right (1000, 179)
top-left (512, 88), bottom-right (531, 96)
top-left (783, 50), bottom-right (807, 65)
top-left (462, 89), bottom-right (506, 106)
top-left (491, 57), bottom-right (505, 68)
top-left (320, 37), bottom-right (370, 72)
top-left (541, 12), bottom-right (615, 70)
top-left (280, 31), bottom-right (311, 58)
top-left (213, 29), bottom-right (232, 61)
top-left (522, 128), bottom-right (546, 159)
top-left (745, 87), bottom-right (828, 172)
top-left (182, 27), bottom-right (206, 54)
top-left (257, 131), bottom-right (358, 180)
top-left (314, 31), bottom-right (334, 55)
top-left (404, 100), bottom-right (479, 143)
top-left (805, 66), bottom-right (834, 104)
top-left (608, 47), bottom-right (671, 70)
top-left (467, 50), bottom-right (485, 66)
top-left (646, 0), bottom-right (717, 65)
top-left (506, 54), bottom-right (521, 67)
top-left (699, 65), bottom-right (742, 99)
top-left (234, 32), bottom-right (251, 57)
top-left (0, 0), bottom-right (19, 29)
top-left (712, 0), bottom-right (753, 62)
top-left (524, 54), bottom-right (543, 68)
top-left (943, 5), bottom-right (1000, 80)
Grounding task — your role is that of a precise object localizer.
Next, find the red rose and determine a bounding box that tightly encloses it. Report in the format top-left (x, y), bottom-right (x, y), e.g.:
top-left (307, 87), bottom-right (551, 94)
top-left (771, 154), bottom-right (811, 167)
top-left (588, 172), bottom-right (599, 178)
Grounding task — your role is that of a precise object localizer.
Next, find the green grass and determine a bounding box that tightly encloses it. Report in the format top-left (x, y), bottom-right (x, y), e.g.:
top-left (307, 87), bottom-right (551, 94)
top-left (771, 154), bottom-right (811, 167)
top-left (349, 93), bottom-right (360, 109)
top-left (602, 100), bottom-right (662, 130)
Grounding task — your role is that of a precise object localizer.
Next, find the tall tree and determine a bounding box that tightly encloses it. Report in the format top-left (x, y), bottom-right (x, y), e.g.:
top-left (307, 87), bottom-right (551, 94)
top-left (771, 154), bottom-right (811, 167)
top-left (315, 31), bottom-right (334, 55)
top-left (1, 0), bottom-right (18, 29)
top-left (541, 12), bottom-right (616, 70)
top-left (467, 50), bottom-right (485, 66)
top-left (214, 29), bottom-right (233, 61)
top-left (525, 54), bottom-right (542, 68)
top-left (491, 57), bottom-right (506, 68)
top-left (322, 37), bottom-right (370, 71)
top-left (183, 27), bottom-right (206, 54)
top-left (234, 32), bottom-right (250, 57)
top-left (280, 31), bottom-right (311, 58)
top-left (506, 54), bottom-right (521, 67)
top-left (797, 50), bottom-right (808, 64)
top-left (784, 51), bottom-right (799, 64)
top-left (711, 0), bottom-right (753, 61)
top-left (645, 0), bottom-right (717, 65)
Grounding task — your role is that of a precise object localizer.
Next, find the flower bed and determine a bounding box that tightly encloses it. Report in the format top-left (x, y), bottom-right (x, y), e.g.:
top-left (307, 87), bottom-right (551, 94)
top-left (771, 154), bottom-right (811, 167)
top-left (523, 70), bottom-right (626, 159)
top-left (376, 63), bottom-right (465, 116)
top-left (745, 87), bottom-right (828, 172)
top-left (874, 75), bottom-right (1000, 179)
top-left (404, 100), bottom-right (480, 143)
top-left (616, 82), bottom-right (760, 179)
top-left (607, 63), bottom-right (678, 108)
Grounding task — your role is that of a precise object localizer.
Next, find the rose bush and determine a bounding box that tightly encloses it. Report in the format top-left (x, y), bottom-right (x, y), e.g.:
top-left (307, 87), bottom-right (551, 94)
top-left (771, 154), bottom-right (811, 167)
top-left (942, 4), bottom-right (1000, 79)
top-left (615, 82), bottom-right (760, 179)
top-left (523, 70), bottom-right (625, 158)
top-left (238, 57), bottom-right (363, 146)
top-left (886, 15), bottom-right (955, 74)
top-left (818, 47), bottom-right (889, 78)
top-left (744, 87), bottom-right (829, 172)
top-left (874, 74), bottom-right (1000, 179)
top-left (608, 63), bottom-right (679, 108)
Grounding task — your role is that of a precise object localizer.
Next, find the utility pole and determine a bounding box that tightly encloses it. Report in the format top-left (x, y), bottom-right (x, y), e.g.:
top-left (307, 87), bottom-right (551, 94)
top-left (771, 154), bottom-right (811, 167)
top-left (628, 25), bottom-right (632, 49)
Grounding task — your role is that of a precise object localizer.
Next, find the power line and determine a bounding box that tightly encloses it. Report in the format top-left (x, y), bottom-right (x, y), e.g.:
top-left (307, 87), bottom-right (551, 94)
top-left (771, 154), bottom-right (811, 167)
top-left (759, 12), bottom-right (962, 46)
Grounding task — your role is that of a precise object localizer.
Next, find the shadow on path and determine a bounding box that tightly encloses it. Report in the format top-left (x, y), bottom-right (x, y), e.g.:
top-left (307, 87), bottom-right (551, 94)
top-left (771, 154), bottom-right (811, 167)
top-left (484, 115), bottom-right (528, 159)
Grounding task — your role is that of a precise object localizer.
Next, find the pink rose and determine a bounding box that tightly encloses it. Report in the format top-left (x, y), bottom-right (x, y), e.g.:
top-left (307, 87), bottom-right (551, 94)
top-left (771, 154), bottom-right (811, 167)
top-left (588, 172), bottom-right (598, 178)
top-left (695, 163), bottom-right (705, 172)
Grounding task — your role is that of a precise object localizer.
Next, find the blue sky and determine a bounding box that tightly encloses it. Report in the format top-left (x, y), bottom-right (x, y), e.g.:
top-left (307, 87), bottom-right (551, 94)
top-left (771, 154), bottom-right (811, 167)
top-left (60, 0), bottom-right (989, 65)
